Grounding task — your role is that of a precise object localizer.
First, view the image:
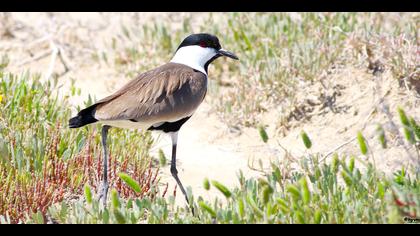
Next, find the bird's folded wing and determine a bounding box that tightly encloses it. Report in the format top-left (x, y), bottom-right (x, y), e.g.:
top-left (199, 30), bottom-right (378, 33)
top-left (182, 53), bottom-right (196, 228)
top-left (93, 63), bottom-right (207, 124)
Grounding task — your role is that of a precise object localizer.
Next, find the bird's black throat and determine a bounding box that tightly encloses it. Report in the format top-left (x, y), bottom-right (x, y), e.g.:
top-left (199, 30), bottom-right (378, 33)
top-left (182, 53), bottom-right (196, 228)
top-left (204, 54), bottom-right (221, 74)
top-left (147, 116), bottom-right (191, 133)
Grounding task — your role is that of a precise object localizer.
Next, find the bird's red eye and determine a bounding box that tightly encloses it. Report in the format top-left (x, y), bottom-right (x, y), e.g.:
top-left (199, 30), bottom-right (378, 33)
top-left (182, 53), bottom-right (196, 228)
top-left (199, 42), bottom-right (207, 48)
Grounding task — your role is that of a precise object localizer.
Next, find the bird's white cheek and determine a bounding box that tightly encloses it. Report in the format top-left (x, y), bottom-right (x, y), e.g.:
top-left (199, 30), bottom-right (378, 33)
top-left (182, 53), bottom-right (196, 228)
top-left (170, 46), bottom-right (217, 75)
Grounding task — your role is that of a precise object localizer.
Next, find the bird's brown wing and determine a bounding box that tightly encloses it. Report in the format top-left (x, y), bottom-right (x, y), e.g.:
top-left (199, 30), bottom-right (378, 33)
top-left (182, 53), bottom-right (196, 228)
top-left (93, 63), bottom-right (207, 124)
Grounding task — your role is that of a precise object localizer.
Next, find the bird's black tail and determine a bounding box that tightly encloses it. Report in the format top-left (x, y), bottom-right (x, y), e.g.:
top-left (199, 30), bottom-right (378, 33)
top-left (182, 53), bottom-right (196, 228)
top-left (69, 104), bottom-right (99, 128)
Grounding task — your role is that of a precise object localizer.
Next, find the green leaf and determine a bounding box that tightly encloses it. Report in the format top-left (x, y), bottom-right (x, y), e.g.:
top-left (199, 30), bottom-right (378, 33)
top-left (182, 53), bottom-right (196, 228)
top-left (102, 208), bottom-right (110, 224)
top-left (111, 189), bottom-right (120, 209)
top-left (238, 198), bottom-right (245, 217)
top-left (84, 184), bottom-right (92, 204)
top-left (59, 202), bottom-right (68, 221)
top-left (377, 182), bottom-right (385, 199)
top-left (198, 201), bottom-right (216, 218)
top-left (341, 171), bottom-right (353, 186)
top-left (33, 211), bottom-right (45, 224)
top-left (212, 180), bottom-right (232, 198)
top-left (119, 172), bottom-right (141, 193)
top-left (113, 209), bottom-right (126, 224)
top-left (393, 167), bottom-right (406, 185)
top-left (287, 184), bottom-right (301, 199)
top-left (127, 199), bottom-right (133, 209)
top-left (258, 125), bottom-right (269, 143)
top-left (272, 165), bottom-right (282, 183)
top-left (76, 136), bottom-right (85, 153)
top-left (299, 177), bottom-right (311, 204)
top-left (241, 29), bottom-right (252, 50)
top-left (349, 156), bottom-right (355, 173)
top-left (409, 117), bottom-right (420, 140)
top-left (357, 131), bottom-right (368, 155)
top-left (398, 107), bottom-right (410, 126)
top-left (277, 198), bottom-right (289, 213)
top-left (301, 130), bottom-right (312, 149)
top-left (247, 195), bottom-right (264, 218)
top-left (331, 153), bottom-right (340, 173)
top-left (258, 178), bottom-right (269, 187)
top-left (398, 107), bottom-right (415, 143)
top-left (261, 185), bottom-right (274, 204)
top-left (203, 178), bottom-right (210, 191)
top-left (296, 211), bottom-right (305, 224)
top-left (376, 124), bottom-right (387, 149)
top-left (314, 210), bottom-right (322, 224)
top-left (403, 127), bottom-right (415, 144)
top-left (158, 149), bottom-right (166, 166)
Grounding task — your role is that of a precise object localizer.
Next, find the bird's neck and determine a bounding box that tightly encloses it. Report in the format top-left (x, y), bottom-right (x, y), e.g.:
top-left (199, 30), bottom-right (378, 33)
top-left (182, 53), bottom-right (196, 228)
top-left (170, 46), bottom-right (217, 76)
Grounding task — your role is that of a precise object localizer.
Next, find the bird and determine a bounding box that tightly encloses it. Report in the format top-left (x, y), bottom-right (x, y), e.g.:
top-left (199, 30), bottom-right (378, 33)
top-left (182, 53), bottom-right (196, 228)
top-left (68, 33), bottom-right (239, 208)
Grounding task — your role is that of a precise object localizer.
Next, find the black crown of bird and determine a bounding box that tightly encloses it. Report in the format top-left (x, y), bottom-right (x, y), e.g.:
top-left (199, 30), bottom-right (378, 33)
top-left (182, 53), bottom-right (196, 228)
top-left (68, 33), bottom-right (239, 212)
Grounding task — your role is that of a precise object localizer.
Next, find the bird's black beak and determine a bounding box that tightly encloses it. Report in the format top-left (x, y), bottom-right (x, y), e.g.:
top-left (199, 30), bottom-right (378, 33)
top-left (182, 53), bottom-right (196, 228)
top-left (218, 49), bottom-right (239, 60)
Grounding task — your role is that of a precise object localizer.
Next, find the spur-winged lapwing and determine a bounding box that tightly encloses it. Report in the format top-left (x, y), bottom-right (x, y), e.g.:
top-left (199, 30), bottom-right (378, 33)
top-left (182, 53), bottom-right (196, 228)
top-left (69, 33), bottom-right (239, 207)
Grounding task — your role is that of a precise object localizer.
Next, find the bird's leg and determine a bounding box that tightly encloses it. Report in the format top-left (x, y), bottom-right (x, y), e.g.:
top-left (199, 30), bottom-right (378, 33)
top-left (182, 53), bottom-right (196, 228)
top-left (98, 125), bottom-right (111, 207)
top-left (169, 132), bottom-right (195, 215)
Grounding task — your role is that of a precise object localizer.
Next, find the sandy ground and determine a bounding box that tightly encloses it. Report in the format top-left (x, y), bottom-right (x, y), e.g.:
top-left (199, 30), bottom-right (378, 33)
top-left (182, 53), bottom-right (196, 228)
top-left (1, 12), bottom-right (419, 205)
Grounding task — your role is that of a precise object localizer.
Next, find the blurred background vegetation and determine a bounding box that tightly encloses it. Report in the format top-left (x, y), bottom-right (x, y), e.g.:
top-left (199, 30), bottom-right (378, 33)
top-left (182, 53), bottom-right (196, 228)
top-left (0, 12), bottom-right (419, 223)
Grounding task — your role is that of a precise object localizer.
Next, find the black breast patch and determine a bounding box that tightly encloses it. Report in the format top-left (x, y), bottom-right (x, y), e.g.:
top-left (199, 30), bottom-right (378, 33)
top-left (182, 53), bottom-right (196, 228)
top-left (148, 116), bottom-right (191, 133)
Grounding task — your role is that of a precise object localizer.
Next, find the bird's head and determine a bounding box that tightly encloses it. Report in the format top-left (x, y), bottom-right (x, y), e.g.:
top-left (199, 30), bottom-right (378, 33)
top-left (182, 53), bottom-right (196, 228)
top-left (171, 33), bottom-right (239, 75)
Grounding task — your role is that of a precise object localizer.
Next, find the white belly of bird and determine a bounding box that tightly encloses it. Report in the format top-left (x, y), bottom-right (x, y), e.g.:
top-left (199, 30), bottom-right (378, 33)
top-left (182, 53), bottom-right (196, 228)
top-left (98, 112), bottom-right (194, 130)
top-left (99, 120), bottom-right (153, 130)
